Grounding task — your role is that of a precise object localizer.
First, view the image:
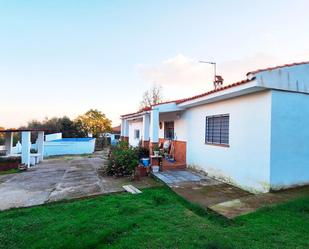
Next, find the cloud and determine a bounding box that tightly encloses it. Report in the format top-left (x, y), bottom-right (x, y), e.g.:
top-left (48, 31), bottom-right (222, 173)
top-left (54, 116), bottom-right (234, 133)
top-left (138, 54), bottom-right (214, 90)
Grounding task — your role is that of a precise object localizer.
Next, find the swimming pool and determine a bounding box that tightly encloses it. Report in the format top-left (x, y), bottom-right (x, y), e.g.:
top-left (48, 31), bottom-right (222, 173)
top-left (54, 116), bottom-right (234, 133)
top-left (43, 137), bottom-right (96, 156)
top-left (50, 138), bottom-right (95, 142)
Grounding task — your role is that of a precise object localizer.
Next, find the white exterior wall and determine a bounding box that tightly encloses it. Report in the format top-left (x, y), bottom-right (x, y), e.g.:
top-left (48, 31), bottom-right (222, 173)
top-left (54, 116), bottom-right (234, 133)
top-left (270, 90), bottom-right (309, 189)
top-left (128, 120), bottom-right (143, 147)
top-left (184, 91), bottom-right (272, 193)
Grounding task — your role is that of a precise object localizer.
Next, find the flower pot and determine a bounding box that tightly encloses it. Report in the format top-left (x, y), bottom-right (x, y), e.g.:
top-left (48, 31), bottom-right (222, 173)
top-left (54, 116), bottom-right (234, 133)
top-left (138, 166), bottom-right (148, 177)
top-left (151, 165), bottom-right (159, 173)
top-left (153, 151), bottom-right (159, 156)
top-left (141, 158), bottom-right (150, 167)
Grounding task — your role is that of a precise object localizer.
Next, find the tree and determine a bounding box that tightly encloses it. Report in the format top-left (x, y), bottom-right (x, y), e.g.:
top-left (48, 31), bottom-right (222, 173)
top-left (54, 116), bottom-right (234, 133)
top-left (24, 116), bottom-right (87, 142)
top-left (139, 85), bottom-right (163, 110)
top-left (0, 127), bottom-right (4, 145)
top-left (75, 109), bottom-right (112, 137)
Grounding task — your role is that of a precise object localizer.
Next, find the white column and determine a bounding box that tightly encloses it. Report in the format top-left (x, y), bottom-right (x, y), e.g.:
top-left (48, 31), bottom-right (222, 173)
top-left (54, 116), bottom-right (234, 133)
top-left (21, 131), bottom-right (31, 167)
top-left (4, 132), bottom-right (13, 155)
top-left (150, 108), bottom-right (159, 143)
top-left (121, 119), bottom-right (125, 137)
top-left (142, 114), bottom-right (150, 141)
top-left (37, 131), bottom-right (44, 161)
top-left (124, 120), bottom-right (129, 137)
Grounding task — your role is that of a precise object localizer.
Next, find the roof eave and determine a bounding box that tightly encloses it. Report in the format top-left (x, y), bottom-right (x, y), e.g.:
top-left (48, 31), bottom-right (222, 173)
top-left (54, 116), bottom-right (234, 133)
top-left (177, 80), bottom-right (265, 108)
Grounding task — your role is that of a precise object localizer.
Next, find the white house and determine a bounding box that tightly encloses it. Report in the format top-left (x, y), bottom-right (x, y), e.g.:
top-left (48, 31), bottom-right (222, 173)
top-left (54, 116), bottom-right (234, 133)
top-left (120, 61), bottom-right (309, 193)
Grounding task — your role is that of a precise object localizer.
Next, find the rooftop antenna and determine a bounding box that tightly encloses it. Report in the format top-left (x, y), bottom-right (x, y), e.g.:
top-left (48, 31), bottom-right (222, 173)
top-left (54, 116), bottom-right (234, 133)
top-left (199, 61), bottom-right (223, 90)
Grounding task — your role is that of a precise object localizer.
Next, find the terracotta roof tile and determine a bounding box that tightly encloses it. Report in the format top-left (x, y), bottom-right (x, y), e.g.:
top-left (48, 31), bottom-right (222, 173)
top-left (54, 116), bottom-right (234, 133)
top-left (112, 125), bottom-right (121, 133)
top-left (176, 78), bottom-right (253, 104)
top-left (121, 106), bottom-right (151, 118)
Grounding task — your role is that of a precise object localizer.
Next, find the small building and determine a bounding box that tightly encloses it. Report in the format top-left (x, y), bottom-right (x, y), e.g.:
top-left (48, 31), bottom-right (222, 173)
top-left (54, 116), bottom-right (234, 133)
top-left (120, 61), bottom-right (309, 193)
top-left (104, 125), bottom-right (121, 145)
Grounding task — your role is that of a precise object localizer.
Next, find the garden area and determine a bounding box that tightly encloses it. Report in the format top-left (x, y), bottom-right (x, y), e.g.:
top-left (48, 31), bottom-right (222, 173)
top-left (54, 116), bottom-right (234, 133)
top-left (0, 186), bottom-right (308, 249)
top-left (106, 141), bottom-right (150, 178)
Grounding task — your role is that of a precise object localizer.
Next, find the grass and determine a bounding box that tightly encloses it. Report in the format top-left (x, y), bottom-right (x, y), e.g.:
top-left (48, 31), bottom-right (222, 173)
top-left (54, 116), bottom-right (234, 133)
top-left (0, 187), bottom-right (308, 249)
top-left (0, 169), bottom-right (20, 175)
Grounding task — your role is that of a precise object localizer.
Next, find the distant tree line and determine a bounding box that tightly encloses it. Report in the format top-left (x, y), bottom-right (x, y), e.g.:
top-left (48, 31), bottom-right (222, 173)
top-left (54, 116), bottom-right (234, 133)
top-left (0, 109), bottom-right (112, 144)
top-left (21, 116), bottom-right (86, 138)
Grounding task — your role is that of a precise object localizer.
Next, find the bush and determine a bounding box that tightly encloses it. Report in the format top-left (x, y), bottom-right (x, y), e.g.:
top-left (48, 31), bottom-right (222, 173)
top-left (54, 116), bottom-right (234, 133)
top-left (106, 141), bottom-right (139, 177)
top-left (136, 146), bottom-right (150, 159)
top-left (0, 157), bottom-right (21, 172)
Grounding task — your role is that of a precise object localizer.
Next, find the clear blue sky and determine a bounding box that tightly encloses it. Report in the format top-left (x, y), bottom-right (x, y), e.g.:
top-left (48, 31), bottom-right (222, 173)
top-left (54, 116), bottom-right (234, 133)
top-left (1, 0), bottom-right (308, 128)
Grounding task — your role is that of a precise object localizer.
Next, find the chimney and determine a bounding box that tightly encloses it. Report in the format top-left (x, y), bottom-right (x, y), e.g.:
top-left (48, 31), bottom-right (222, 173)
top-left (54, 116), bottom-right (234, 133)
top-left (214, 75), bottom-right (224, 90)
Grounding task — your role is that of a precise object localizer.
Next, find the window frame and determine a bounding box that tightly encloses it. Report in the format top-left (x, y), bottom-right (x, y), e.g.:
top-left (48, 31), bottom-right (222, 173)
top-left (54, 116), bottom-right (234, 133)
top-left (164, 121), bottom-right (175, 140)
top-left (205, 114), bottom-right (230, 147)
top-left (134, 129), bottom-right (140, 140)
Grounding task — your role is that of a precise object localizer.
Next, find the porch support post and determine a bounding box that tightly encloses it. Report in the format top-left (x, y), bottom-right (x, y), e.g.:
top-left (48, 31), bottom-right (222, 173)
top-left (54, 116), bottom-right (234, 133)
top-left (150, 108), bottom-right (159, 144)
top-left (37, 131), bottom-right (44, 161)
top-left (4, 132), bottom-right (13, 156)
top-left (142, 114), bottom-right (150, 147)
top-left (21, 131), bottom-right (31, 168)
top-left (120, 119), bottom-right (125, 139)
top-left (123, 120), bottom-right (129, 142)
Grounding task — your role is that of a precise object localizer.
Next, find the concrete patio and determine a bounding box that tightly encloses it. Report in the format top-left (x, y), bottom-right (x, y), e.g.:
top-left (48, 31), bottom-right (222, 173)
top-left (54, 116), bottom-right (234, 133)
top-left (0, 150), bottom-right (161, 211)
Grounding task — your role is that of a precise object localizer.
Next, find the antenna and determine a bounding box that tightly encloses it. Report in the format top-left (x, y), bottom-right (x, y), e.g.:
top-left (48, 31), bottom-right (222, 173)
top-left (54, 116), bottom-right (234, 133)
top-left (199, 60), bottom-right (223, 89)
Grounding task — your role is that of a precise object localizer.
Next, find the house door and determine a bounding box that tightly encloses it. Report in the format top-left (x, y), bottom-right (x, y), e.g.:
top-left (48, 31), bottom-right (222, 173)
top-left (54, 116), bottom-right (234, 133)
top-left (164, 121), bottom-right (174, 140)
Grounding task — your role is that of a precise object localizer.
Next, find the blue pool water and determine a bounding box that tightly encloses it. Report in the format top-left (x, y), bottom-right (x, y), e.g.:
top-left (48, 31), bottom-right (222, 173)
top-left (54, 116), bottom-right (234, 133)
top-left (51, 138), bottom-right (95, 142)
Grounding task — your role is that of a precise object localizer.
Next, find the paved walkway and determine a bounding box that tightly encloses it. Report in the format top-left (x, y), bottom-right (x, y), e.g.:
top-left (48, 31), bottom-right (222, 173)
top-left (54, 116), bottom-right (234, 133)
top-left (153, 170), bottom-right (309, 218)
top-left (153, 170), bottom-right (209, 185)
top-left (210, 185), bottom-right (309, 218)
top-left (0, 151), bottom-right (160, 211)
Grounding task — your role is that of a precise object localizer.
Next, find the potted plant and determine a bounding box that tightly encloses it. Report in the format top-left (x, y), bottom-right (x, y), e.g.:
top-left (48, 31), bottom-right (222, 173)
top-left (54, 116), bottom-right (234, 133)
top-left (153, 144), bottom-right (160, 156)
top-left (136, 146), bottom-right (150, 167)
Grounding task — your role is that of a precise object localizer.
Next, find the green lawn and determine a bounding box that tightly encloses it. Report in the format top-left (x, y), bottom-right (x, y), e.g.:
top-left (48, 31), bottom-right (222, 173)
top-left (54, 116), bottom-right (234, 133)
top-left (0, 169), bottom-right (20, 175)
top-left (0, 187), bottom-right (308, 249)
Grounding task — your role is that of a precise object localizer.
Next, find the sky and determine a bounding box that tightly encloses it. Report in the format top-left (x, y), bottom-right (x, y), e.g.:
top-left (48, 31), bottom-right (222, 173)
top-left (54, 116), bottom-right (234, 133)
top-left (0, 0), bottom-right (309, 128)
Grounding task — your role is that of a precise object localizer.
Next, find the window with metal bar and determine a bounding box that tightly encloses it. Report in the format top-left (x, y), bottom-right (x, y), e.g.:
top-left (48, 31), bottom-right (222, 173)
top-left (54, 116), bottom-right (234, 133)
top-left (205, 114), bottom-right (229, 145)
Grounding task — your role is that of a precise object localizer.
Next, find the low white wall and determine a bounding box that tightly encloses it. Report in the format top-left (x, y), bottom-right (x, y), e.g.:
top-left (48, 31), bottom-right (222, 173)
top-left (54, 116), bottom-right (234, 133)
top-left (270, 90), bottom-right (309, 189)
top-left (184, 91), bottom-right (272, 193)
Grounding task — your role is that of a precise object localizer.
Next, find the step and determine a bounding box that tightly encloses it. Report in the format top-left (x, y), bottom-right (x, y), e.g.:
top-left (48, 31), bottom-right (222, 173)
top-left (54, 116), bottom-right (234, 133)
top-left (162, 159), bottom-right (186, 171)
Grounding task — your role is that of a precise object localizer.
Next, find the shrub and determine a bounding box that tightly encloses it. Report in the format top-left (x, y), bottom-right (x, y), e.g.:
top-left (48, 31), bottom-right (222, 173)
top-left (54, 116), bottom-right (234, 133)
top-left (0, 157), bottom-right (21, 171)
top-left (106, 141), bottom-right (139, 177)
top-left (136, 146), bottom-right (150, 159)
